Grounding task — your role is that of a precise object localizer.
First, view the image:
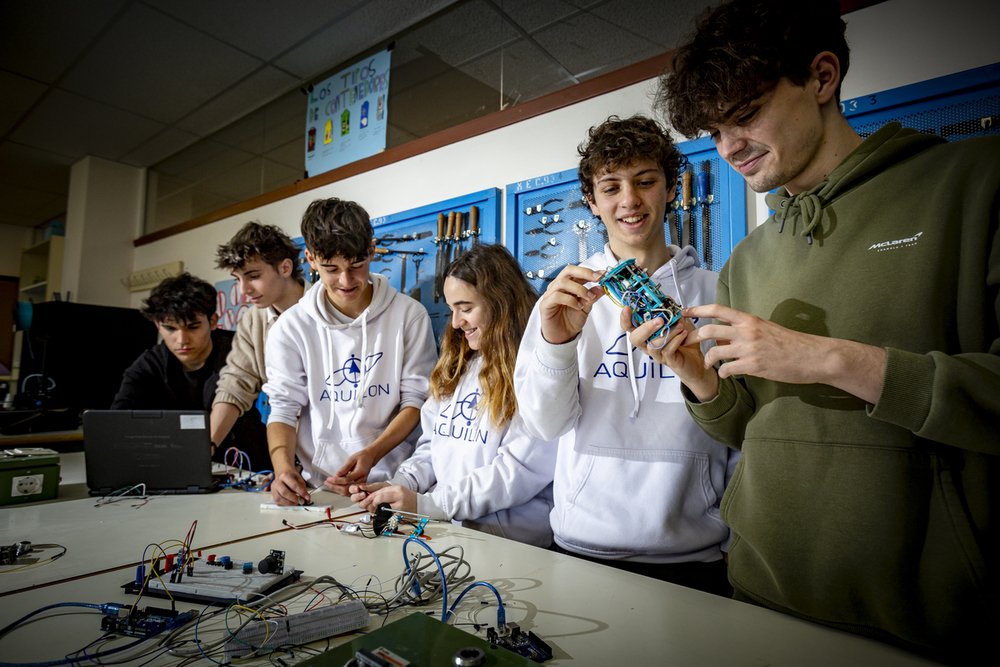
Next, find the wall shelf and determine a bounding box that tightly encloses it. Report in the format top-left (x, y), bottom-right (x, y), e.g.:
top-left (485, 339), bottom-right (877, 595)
top-left (18, 237), bottom-right (63, 303)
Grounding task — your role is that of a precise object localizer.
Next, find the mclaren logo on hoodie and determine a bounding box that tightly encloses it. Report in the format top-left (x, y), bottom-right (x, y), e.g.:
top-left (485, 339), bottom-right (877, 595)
top-left (869, 231), bottom-right (923, 252)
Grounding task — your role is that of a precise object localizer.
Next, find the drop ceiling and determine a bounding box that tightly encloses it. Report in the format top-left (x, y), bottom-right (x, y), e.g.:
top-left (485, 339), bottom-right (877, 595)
top-left (0, 0), bottom-right (878, 232)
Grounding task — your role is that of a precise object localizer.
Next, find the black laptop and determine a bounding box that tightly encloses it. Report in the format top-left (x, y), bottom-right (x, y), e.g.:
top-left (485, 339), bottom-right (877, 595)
top-left (83, 410), bottom-right (221, 495)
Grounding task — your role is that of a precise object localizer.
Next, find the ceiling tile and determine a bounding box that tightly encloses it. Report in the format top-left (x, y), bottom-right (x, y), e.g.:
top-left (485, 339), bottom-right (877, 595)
top-left (146, 0), bottom-right (363, 62)
top-left (60, 3), bottom-right (263, 124)
top-left (175, 66), bottom-right (299, 137)
top-left (118, 127), bottom-right (202, 167)
top-left (492, 0), bottom-right (583, 32)
top-left (0, 182), bottom-right (67, 219)
top-left (0, 71), bottom-right (49, 136)
top-left (585, 0), bottom-right (706, 50)
top-left (9, 89), bottom-right (165, 161)
top-left (0, 142), bottom-right (74, 192)
top-left (0, 0), bottom-right (128, 83)
top-left (275, 0), bottom-right (454, 79)
top-left (264, 138), bottom-right (306, 171)
top-left (533, 10), bottom-right (662, 80)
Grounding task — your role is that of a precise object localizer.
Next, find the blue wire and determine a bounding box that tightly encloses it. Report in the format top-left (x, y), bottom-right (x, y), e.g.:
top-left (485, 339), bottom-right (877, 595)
top-left (0, 602), bottom-right (102, 640)
top-left (401, 537), bottom-right (448, 622)
top-left (0, 605), bottom-right (187, 667)
top-left (193, 599), bottom-right (228, 666)
top-left (446, 582), bottom-right (505, 628)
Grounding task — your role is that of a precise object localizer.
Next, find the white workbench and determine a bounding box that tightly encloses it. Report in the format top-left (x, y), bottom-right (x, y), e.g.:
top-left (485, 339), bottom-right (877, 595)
top-left (0, 480), bottom-right (355, 595)
top-left (0, 503), bottom-right (942, 667)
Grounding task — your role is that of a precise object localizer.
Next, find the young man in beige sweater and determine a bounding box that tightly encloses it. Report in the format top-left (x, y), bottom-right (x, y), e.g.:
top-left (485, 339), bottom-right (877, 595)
top-left (210, 222), bottom-right (305, 452)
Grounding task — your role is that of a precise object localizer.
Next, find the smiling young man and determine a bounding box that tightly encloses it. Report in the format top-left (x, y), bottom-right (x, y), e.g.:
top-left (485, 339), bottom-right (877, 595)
top-left (210, 222), bottom-right (305, 453)
top-left (648, 0), bottom-right (999, 655)
top-left (111, 272), bottom-right (269, 466)
top-left (513, 115), bottom-right (739, 595)
top-left (262, 198), bottom-right (437, 505)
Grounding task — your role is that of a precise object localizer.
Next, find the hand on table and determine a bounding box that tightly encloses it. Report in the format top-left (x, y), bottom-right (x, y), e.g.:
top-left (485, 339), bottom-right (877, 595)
top-left (270, 469), bottom-right (311, 506)
top-left (356, 484), bottom-right (417, 515)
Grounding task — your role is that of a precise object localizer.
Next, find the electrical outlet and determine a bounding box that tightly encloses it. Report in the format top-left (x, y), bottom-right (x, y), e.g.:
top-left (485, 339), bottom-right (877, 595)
top-left (12, 475), bottom-right (43, 496)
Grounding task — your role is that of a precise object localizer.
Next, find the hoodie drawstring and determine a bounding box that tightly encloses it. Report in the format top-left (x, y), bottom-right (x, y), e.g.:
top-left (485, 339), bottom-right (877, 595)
top-left (626, 345), bottom-right (640, 419)
top-left (766, 191), bottom-right (824, 245)
top-left (325, 327), bottom-right (336, 429)
top-left (356, 311), bottom-right (369, 408)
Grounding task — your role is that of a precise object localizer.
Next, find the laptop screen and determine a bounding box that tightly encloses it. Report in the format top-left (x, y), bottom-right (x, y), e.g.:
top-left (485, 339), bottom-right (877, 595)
top-left (83, 410), bottom-right (217, 495)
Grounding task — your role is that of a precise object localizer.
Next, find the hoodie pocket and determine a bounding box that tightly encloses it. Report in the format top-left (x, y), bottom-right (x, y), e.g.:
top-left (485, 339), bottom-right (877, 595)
top-left (558, 450), bottom-right (728, 558)
top-left (312, 432), bottom-right (377, 478)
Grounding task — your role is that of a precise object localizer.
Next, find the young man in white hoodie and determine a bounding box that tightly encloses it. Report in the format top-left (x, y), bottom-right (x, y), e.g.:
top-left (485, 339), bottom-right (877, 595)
top-left (263, 198), bottom-right (437, 506)
top-left (514, 115), bottom-right (739, 595)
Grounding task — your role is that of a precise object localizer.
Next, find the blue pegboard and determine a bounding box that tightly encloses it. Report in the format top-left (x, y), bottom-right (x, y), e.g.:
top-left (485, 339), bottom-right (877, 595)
top-left (841, 62), bottom-right (1000, 141)
top-left (673, 138), bottom-right (748, 272)
top-left (505, 157), bottom-right (746, 281)
top-left (369, 189), bottom-right (501, 339)
top-left (505, 169), bottom-right (597, 290)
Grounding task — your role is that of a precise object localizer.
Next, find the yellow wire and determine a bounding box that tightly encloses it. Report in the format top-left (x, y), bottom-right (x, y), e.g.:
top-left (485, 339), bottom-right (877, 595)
top-left (150, 566), bottom-right (176, 602)
top-left (603, 285), bottom-right (623, 307)
top-left (230, 604), bottom-right (272, 653)
top-left (0, 555), bottom-right (57, 573)
top-left (130, 541), bottom-right (184, 609)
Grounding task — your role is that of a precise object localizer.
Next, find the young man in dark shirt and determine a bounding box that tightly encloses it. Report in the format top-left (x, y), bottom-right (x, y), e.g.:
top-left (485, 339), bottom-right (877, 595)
top-left (111, 272), bottom-right (269, 469)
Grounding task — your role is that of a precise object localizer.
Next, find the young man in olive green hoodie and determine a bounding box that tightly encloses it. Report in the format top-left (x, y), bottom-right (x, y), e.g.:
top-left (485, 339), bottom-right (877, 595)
top-left (641, 0), bottom-right (998, 658)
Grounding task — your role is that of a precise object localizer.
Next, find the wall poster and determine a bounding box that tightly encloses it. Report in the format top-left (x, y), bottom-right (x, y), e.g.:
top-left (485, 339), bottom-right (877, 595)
top-left (304, 48), bottom-right (392, 177)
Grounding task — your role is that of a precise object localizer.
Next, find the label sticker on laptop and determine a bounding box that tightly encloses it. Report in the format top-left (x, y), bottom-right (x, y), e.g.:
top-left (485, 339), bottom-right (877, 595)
top-left (180, 414), bottom-right (206, 430)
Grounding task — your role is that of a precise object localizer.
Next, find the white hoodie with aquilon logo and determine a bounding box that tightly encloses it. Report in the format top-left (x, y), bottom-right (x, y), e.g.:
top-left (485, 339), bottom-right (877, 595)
top-left (514, 245), bottom-right (739, 563)
top-left (387, 355), bottom-right (556, 548)
top-left (263, 274), bottom-right (437, 485)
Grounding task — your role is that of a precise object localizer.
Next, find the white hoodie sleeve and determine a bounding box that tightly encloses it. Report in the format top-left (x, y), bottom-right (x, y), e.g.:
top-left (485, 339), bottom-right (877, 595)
top-left (513, 305), bottom-right (583, 441)
top-left (425, 413), bottom-right (556, 522)
top-left (398, 308), bottom-right (437, 411)
top-left (262, 318), bottom-right (308, 428)
top-left (388, 399), bottom-right (439, 492)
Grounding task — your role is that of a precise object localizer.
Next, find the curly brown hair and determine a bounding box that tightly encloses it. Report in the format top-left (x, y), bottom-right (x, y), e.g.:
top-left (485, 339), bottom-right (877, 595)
top-left (141, 272), bottom-right (216, 324)
top-left (300, 198), bottom-right (373, 262)
top-left (431, 244), bottom-right (537, 429)
top-left (577, 115), bottom-right (684, 202)
top-left (657, 0), bottom-right (849, 139)
top-left (215, 221), bottom-right (303, 283)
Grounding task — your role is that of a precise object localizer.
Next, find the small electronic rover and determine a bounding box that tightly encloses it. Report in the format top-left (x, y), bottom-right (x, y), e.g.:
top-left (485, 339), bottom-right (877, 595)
top-left (598, 258), bottom-right (682, 346)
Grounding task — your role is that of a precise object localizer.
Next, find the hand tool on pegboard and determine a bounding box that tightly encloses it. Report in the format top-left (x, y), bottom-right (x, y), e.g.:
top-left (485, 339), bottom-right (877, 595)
top-left (444, 211), bottom-right (457, 274)
top-left (455, 210), bottom-right (466, 258)
top-left (681, 171), bottom-right (694, 249)
top-left (697, 168), bottom-right (713, 270)
top-left (668, 200), bottom-right (679, 246)
top-left (433, 213), bottom-right (445, 303)
top-left (411, 255), bottom-right (423, 301)
top-left (525, 237), bottom-right (562, 259)
top-left (469, 205), bottom-right (480, 247)
top-left (574, 220), bottom-right (591, 263)
top-left (377, 230), bottom-right (432, 246)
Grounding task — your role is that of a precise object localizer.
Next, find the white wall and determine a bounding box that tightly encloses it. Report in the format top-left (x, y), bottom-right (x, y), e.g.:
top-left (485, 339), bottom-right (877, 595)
top-left (0, 224), bottom-right (34, 277)
top-left (131, 79), bottom-right (661, 306)
top-left (130, 0), bottom-right (1000, 291)
top-left (64, 156), bottom-right (144, 307)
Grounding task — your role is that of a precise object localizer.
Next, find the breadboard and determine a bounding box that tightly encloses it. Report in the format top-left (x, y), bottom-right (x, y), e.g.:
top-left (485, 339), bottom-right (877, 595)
top-left (143, 556), bottom-right (296, 601)
top-left (223, 599), bottom-right (371, 661)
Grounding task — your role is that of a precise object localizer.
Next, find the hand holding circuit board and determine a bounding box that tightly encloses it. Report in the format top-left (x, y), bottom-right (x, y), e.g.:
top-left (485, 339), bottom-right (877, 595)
top-left (536, 264), bottom-right (606, 346)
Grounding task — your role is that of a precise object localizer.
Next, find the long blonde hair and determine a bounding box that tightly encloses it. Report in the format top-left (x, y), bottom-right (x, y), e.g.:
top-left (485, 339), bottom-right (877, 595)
top-left (430, 244), bottom-right (537, 429)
